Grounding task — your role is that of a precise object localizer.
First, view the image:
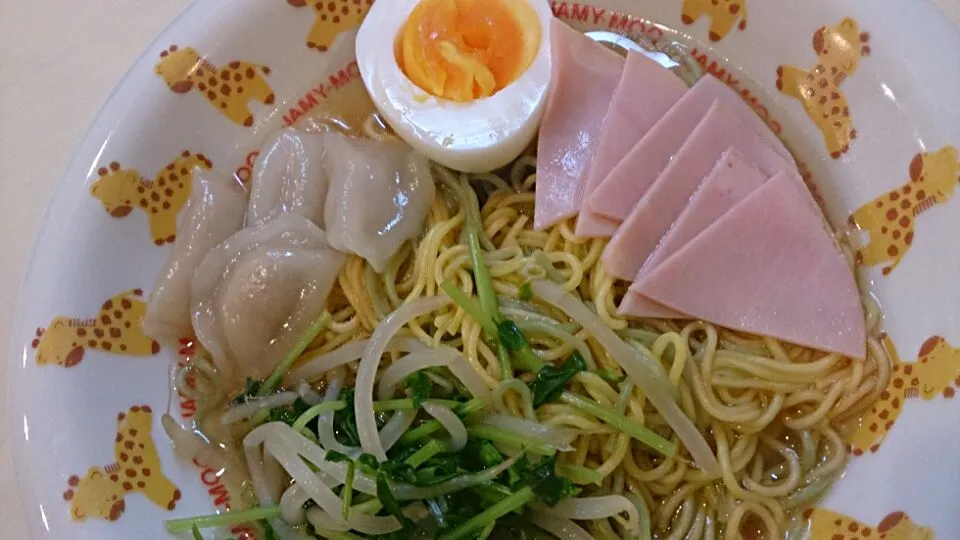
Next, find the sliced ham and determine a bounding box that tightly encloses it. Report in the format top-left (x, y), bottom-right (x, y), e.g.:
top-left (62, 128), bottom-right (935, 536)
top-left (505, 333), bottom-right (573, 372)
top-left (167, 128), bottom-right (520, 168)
top-left (575, 52), bottom-right (688, 238)
top-left (632, 173), bottom-right (866, 359)
top-left (535, 18), bottom-right (624, 231)
top-left (619, 149), bottom-right (768, 318)
top-left (586, 75), bottom-right (792, 227)
top-left (602, 101), bottom-right (797, 280)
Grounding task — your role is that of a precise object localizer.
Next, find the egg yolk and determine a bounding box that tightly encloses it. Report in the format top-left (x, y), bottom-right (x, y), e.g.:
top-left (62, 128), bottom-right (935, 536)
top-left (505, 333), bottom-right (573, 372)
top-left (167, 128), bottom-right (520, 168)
top-left (397, 0), bottom-right (541, 102)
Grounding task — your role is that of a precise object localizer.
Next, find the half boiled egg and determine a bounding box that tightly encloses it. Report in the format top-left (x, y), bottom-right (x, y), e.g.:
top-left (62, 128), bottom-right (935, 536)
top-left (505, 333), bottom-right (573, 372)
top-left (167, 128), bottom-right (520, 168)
top-left (356, 0), bottom-right (553, 173)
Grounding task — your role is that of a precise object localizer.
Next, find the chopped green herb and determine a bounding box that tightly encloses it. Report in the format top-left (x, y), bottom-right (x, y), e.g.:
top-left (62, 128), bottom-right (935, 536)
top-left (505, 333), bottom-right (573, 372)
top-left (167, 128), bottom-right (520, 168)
top-left (529, 352), bottom-right (587, 407)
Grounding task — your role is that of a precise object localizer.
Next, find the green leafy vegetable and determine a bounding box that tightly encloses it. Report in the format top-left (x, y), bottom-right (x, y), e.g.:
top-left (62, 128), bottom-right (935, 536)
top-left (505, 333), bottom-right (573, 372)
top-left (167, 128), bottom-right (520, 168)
top-left (498, 320), bottom-right (545, 371)
top-left (518, 282), bottom-right (533, 302)
top-left (257, 312), bottom-right (331, 397)
top-left (559, 391), bottom-right (677, 457)
top-left (325, 450), bottom-right (351, 463)
top-left (164, 506), bottom-right (282, 533)
top-left (522, 456), bottom-right (579, 506)
top-left (343, 460), bottom-right (356, 520)
top-left (441, 280), bottom-right (497, 338)
top-left (376, 471), bottom-right (409, 527)
top-left (438, 487), bottom-right (536, 540)
top-left (529, 352), bottom-right (587, 407)
top-left (466, 425), bottom-right (556, 456)
top-left (192, 525), bottom-right (203, 540)
top-left (266, 398), bottom-right (312, 427)
top-left (230, 378), bottom-right (263, 406)
top-left (334, 388), bottom-right (362, 447)
top-left (357, 453), bottom-right (379, 474)
top-left (596, 368), bottom-right (626, 384)
top-left (403, 372), bottom-right (433, 409)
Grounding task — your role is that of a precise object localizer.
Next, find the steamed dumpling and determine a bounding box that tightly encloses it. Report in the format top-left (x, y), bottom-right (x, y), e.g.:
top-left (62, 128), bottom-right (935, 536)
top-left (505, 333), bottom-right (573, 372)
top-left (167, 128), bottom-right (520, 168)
top-left (247, 128), bottom-right (329, 227)
top-left (324, 133), bottom-right (435, 273)
top-left (143, 169), bottom-right (247, 345)
top-left (191, 213), bottom-right (346, 386)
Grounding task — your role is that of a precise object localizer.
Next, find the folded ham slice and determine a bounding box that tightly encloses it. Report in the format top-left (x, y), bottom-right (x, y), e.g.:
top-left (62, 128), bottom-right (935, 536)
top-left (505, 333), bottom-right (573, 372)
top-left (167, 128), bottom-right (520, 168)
top-left (535, 18), bottom-right (624, 231)
top-left (619, 148), bottom-right (767, 318)
top-left (586, 75), bottom-right (791, 227)
top-left (575, 52), bottom-right (687, 238)
top-left (632, 173), bottom-right (866, 359)
top-left (603, 100), bottom-right (797, 280)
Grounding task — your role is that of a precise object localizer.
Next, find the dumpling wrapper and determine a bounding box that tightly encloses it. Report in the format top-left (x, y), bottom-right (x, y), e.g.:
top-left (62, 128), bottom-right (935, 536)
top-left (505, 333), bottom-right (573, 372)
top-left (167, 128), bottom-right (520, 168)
top-left (323, 133), bottom-right (435, 273)
top-left (143, 169), bottom-right (247, 345)
top-left (191, 213), bottom-right (346, 386)
top-left (247, 128), bottom-right (330, 227)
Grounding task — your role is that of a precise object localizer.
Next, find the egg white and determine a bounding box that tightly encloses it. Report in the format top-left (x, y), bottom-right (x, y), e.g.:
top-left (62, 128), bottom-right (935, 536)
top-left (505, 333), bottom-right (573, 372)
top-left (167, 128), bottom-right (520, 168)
top-left (356, 0), bottom-right (553, 173)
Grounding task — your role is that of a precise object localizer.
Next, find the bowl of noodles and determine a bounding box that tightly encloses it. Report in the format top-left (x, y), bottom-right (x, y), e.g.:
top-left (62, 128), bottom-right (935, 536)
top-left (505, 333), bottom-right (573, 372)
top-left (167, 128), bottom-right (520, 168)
top-left (8, 0), bottom-right (960, 539)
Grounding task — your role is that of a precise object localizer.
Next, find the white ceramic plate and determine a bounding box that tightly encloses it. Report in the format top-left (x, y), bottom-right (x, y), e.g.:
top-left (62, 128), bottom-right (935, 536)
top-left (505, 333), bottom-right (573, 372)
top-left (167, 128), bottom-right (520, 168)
top-left (8, 1), bottom-right (960, 538)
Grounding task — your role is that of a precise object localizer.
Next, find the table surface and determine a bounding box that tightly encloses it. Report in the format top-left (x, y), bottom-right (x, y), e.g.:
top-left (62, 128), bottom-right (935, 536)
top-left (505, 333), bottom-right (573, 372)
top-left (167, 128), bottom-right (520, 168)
top-left (1, 1), bottom-right (958, 538)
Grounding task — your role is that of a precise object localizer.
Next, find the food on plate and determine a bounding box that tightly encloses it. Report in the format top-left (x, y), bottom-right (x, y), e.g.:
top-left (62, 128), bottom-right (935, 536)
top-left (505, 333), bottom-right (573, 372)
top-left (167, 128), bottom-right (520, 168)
top-left (356, 0), bottom-right (553, 173)
top-left (155, 8), bottom-right (888, 540)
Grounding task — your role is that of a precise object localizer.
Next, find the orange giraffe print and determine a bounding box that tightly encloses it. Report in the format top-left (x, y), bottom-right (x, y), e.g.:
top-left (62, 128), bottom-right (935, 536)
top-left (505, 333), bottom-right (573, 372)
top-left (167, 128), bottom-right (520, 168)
top-left (287, 0), bottom-right (374, 51)
top-left (90, 151), bottom-right (212, 246)
top-left (848, 146), bottom-right (959, 276)
top-left (154, 45), bottom-right (275, 127)
top-left (63, 405), bottom-right (181, 522)
top-left (848, 335), bottom-right (960, 455)
top-left (776, 17), bottom-right (871, 159)
top-left (680, 0), bottom-right (748, 42)
top-left (804, 507), bottom-right (934, 540)
top-left (32, 289), bottom-right (160, 368)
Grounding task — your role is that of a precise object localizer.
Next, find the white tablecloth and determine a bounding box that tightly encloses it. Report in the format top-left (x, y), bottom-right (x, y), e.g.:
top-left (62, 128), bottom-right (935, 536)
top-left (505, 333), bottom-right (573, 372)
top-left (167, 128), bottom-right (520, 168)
top-left (0, 1), bottom-right (957, 537)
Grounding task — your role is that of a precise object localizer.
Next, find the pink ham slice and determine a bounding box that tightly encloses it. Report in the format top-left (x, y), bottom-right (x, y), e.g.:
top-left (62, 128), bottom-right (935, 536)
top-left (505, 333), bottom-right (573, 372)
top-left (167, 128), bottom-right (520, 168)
top-left (633, 173), bottom-right (866, 359)
top-left (586, 75), bottom-right (792, 227)
top-left (603, 100), bottom-right (797, 280)
top-left (619, 148), bottom-right (768, 318)
top-left (575, 52), bottom-right (688, 238)
top-left (535, 19), bottom-right (625, 231)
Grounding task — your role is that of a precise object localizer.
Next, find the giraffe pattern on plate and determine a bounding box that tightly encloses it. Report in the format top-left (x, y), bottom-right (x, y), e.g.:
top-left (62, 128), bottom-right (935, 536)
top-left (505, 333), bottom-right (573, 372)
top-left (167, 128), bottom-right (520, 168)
top-left (287, 0), bottom-right (374, 51)
top-left (32, 289), bottom-right (160, 368)
top-left (680, 0), bottom-right (748, 42)
top-left (804, 507), bottom-right (934, 539)
top-left (90, 150), bottom-right (212, 246)
top-left (848, 334), bottom-right (960, 455)
top-left (776, 17), bottom-right (871, 159)
top-left (62, 405), bottom-right (181, 522)
top-left (848, 146), bottom-right (959, 276)
top-left (154, 45), bottom-right (275, 127)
